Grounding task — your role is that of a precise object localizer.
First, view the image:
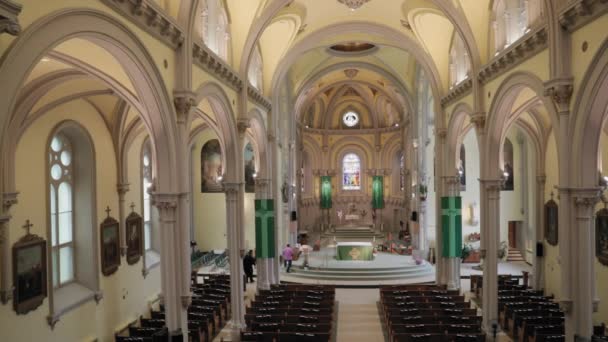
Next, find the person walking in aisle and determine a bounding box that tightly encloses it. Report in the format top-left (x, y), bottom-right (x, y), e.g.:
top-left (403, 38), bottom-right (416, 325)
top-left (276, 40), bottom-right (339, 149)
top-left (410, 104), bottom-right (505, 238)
top-left (243, 250), bottom-right (256, 283)
top-left (282, 244), bottom-right (293, 273)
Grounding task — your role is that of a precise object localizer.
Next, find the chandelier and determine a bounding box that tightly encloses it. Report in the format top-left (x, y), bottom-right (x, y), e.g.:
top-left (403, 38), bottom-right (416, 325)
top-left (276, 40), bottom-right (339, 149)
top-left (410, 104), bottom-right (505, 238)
top-left (337, 0), bottom-right (371, 11)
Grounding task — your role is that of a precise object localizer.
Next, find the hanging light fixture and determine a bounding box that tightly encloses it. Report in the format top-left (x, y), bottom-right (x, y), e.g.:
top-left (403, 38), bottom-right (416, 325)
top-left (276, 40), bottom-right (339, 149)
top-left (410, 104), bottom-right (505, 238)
top-left (337, 0), bottom-right (371, 11)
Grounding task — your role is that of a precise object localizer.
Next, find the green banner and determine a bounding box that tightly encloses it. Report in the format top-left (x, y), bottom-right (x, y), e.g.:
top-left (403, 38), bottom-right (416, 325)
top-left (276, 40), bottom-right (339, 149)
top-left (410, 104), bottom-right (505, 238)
top-left (255, 199), bottom-right (275, 258)
top-left (372, 176), bottom-right (384, 209)
top-left (441, 196), bottom-right (462, 258)
top-left (320, 176), bottom-right (332, 209)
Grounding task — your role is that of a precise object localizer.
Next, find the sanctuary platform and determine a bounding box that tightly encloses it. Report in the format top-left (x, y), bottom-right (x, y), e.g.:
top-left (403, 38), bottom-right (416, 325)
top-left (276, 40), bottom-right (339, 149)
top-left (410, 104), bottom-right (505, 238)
top-left (282, 247), bottom-right (435, 285)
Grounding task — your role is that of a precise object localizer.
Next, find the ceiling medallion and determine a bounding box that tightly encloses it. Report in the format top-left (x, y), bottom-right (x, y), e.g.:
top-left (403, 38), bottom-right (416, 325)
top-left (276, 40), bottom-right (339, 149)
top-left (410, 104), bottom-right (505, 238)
top-left (344, 69), bottom-right (359, 79)
top-left (337, 0), bottom-right (371, 11)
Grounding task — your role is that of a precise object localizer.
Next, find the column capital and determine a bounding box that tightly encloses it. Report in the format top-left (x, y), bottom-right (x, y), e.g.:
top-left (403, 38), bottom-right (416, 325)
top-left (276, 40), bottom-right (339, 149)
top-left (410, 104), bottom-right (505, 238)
top-left (470, 112), bottom-right (486, 132)
top-left (543, 78), bottom-right (573, 113)
top-left (237, 118), bottom-right (251, 135)
top-left (2, 191), bottom-right (19, 212)
top-left (571, 187), bottom-right (602, 208)
top-left (117, 183), bottom-right (130, 195)
top-left (479, 178), bottom-right (503, 195)
top-left (0, 0), bottom-right (22, 36)
top-left (151, 192), bottom-right (180, 223)
top-left (173, 90), bottom-right (196, 124)
top-left (223, 182), bottom-right (242, 200)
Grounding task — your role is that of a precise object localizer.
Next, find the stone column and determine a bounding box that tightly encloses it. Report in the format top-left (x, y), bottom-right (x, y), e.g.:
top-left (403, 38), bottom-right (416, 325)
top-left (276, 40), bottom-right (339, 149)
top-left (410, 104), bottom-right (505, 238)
top-left (533, 175), bottom-right (546, 290)
top-left (568, 188), bottom-right (601, 340)
top-left (443, 176), bottom-right (462, 290)
top-left (153, 193), bottom-right (188, 340)
top-left (237, 119), bottom-right (250, 255)
top-left (117, 183), bottom-right (130, 256)
top-left (434, 129), bottom-right (447, 285)
top-left (268, 133), bottom-right (281, 285)
top-left (0, 191), bottom-right (18, 304)
top-left (255, 178), bottom-right (274, 290)
top-left (223, 182), bottom-right (246, 337)
top-left (479, 179), bottom-right (502, 334)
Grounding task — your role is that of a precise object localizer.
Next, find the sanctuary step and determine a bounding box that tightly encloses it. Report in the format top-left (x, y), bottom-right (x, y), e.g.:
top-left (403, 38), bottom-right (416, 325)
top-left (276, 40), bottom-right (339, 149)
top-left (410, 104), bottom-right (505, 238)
top-left (507, 248), bottom-right (525, 262)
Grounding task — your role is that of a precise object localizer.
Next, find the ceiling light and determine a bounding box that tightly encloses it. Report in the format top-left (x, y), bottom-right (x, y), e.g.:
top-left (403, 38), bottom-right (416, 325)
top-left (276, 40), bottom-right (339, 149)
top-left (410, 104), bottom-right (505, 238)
top-left (395, 123), bottom-right (399, 127)
top-left (337, 0), bottom-right (371, 11)
top-left (40, 57), bottom-right (50, 63)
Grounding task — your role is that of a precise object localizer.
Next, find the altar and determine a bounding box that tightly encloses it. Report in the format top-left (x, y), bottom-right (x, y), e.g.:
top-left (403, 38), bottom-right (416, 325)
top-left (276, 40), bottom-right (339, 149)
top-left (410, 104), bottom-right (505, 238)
top-left (336, 242), bottom-right (374, 261)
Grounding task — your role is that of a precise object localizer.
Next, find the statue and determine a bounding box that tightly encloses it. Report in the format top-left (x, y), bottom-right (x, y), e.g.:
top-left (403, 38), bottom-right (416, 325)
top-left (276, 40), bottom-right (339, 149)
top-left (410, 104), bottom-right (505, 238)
top-left (281, 180), bottom-right (289, 203)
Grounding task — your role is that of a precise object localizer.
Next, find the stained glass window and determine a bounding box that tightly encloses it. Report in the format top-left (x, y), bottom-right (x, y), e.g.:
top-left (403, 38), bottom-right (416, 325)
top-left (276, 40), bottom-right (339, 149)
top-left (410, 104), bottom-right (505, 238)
top-left (342, 153), bottom-right (361, 190)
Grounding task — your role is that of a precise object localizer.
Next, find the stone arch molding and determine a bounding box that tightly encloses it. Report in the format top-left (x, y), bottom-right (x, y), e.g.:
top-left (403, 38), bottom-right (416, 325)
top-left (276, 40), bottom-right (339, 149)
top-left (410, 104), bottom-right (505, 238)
top-left (484, 72), bottom-right (559, 178)
top-left (572, 37), bottom-right (608, 187)
top-left (246, 108), bottom-right (269, 180)
top-left (446, 102), bottom-right (474, 174)
top-left (193, 81), bottom-right (240, 183)
top-left (0, 8), bottom-right (179, 195)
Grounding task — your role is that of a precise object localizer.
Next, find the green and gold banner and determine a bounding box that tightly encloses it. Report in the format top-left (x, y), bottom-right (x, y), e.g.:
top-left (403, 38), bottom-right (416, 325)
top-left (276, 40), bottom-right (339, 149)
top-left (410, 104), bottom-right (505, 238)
top-left (372, 176), bottom-right (384, 209)
top-left (255, 199), bottom-right (275, 258)
top-left (320, 176), bottom-right (332, 209)
top-left (441, 196), bottom-right (462, 258)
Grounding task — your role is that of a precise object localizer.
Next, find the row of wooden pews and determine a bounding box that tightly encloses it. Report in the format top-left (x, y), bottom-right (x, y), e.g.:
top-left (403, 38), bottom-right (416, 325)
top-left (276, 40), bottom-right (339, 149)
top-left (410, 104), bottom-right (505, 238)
top-left (115, 274), bottom-right (231, 342)
top-left (470, 274), bottom-right (566, 342)
top-left (380, 284), bottom-right (485, 342)
top-left (241, 284), bottom-right (336, 342)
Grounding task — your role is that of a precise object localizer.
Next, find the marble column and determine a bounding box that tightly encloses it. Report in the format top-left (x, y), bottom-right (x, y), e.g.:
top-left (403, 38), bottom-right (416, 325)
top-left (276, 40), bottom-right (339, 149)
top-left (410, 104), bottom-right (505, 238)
top-left (532, 175), bottom-right (546, 290)
top-left (568, 188), bottom-right (601, 340)
top-left (0, 191), bottom-right (18, 304)
top-left (224, 182), bottom-right (246, 337)
top-left (443, 176), bottom-right (462, 290)
top-left (255, 178), bottom-right (274, 291)
top-left (479, 179), bottom-right (502, 334)
top-left (153, 193), bottom-right (188, 340)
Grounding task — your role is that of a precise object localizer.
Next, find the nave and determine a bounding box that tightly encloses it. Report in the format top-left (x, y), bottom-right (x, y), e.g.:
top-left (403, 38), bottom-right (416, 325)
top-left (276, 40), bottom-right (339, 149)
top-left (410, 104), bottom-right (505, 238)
top-left (2, 0), bottom-right (608, 341)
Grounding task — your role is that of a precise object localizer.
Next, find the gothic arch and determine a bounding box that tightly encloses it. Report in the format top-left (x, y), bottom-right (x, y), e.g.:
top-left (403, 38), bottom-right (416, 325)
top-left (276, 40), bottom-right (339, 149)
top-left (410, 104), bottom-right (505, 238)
top-left (446, 102), bottom-right (475, 174)
top-left (0, 9), bottom-right (179, 196)
top-left (193, 81), bottom-right (239, 182)
top-left (247, 108), bottom-right (269, 179)
top-left (484, 72), bottom-right (559, 178)
top-left (571, 37), bottom-right (608, 186)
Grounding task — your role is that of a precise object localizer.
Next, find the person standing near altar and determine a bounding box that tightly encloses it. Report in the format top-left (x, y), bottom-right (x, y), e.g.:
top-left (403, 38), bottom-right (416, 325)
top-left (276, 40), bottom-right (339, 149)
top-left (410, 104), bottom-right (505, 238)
top-left (282, 244), bottom-right (293, 273)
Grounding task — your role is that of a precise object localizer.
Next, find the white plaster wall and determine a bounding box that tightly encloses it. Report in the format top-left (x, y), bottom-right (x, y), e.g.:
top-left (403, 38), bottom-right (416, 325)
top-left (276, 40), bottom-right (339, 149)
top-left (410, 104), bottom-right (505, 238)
top-left (0, 99), bottom-right (160, 342)
top-left (190, 130), bottom-right (257, 252)
top-left (499, 129), bottom-right (525, 252)
top-left (460, 130), bottom-right (481, 239)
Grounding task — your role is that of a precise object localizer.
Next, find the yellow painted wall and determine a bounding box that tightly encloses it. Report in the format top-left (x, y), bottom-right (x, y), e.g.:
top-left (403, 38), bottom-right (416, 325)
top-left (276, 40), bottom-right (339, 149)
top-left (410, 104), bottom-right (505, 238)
top-left (1, 99), bottom-right (160, 342)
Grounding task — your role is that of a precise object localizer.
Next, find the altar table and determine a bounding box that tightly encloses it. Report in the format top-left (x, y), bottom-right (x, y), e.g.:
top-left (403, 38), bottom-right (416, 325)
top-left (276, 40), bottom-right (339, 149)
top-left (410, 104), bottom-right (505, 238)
top-left (336, 242), bottom-right (374, 261)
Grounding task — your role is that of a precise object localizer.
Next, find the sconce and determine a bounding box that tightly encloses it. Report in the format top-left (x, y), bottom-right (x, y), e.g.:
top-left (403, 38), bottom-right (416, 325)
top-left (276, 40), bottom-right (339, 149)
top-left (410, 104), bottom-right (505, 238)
top-left (217, 175), bottom-right (223, 182)
top-left (252, 172), bottom-right (258, 179)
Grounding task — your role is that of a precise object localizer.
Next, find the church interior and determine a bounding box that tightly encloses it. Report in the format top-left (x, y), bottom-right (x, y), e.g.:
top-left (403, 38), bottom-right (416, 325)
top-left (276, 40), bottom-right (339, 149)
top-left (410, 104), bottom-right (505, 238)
top-left (1, 0), bottom-right (608, 341)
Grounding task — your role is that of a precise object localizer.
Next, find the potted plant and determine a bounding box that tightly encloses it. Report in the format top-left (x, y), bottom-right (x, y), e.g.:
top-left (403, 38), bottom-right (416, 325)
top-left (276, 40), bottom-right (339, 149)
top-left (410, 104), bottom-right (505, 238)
top-left (419, 184), bottom-right (428, 201)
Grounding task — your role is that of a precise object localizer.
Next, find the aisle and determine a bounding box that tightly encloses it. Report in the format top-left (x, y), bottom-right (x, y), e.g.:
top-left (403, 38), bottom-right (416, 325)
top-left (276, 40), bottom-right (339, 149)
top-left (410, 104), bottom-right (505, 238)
top-left (335, 288), bottom-right (384, 342)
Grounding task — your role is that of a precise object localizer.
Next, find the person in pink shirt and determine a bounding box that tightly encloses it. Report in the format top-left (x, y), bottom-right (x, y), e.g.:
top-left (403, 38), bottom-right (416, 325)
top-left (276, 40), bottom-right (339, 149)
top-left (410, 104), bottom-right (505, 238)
top-left (282, 244), bottom-right (293, 273)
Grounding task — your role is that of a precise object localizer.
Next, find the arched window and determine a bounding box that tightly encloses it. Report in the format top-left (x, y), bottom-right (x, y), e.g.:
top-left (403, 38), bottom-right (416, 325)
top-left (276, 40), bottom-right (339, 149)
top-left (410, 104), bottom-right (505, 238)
top-left (201, 0), bottom-right (210, 46)
top-left (49, 133), bottom-right (74, 287)
top-left (342, 153), bottom-right (361, 190)
top-left (248, 46), bottom-right (263, 92)
top-left (449, 33), bottom-right (471, 87)
top-left (492, 0), bottom-right (543, 54)
top-left (142, 142), bottom-right (152, 251)
top-left (47, 123), bottom-right (98, 322)
top-left (217, 7), bottom-right (229, 61)
top-left (342, 111), bottom-right (360, 128)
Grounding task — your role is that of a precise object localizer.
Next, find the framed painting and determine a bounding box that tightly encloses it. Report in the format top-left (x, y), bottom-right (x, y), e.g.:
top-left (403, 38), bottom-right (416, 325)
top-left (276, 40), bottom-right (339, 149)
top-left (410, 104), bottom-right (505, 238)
top-left (100, 210), bottom-right (120, 276)
top-left (201, 139), bottom-right (223, 193)
top-left (12, 224), bottom-right (47, 315)
top-left (125, 210), bottom-right (143, 265)
top-left (244, 142), bottom-right (256, 193)
top-left (596, 208), bottom-right (608, 266)
top-left (545, 198), bottom-right (559, 246)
